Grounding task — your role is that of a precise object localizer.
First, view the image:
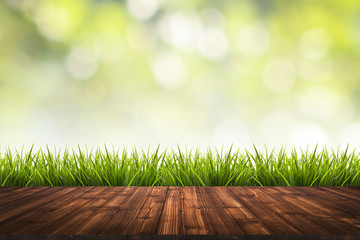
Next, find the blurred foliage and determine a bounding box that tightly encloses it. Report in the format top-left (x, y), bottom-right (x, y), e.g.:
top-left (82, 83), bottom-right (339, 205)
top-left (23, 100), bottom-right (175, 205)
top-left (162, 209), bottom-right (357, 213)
top-left (0, 0), bottom-right (359, 148)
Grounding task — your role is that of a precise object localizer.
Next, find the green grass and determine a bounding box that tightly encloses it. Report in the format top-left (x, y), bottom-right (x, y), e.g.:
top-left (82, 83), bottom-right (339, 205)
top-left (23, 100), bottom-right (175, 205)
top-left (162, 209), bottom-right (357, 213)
top-left (0, 144), bottom-right (359, 187)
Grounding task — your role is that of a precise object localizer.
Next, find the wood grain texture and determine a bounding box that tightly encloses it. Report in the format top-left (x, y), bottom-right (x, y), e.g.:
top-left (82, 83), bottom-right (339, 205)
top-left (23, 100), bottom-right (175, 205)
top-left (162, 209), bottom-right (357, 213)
top-left (182, 187), bottom-right (214, 235)
top-left (228, 187), bottom-right (303, 235)
top-left (0, 186), bottom-right (359, 236)
top-left (213, 187), bottom-right (271, 235)
top-left (96, 186), bottom-right (152, 234)
top-left (275, 187), bottom-right (360, 234)
top-left (157, 186), bottom-right (184, 235)
top-left (197, 187), bottom-right (244, 235)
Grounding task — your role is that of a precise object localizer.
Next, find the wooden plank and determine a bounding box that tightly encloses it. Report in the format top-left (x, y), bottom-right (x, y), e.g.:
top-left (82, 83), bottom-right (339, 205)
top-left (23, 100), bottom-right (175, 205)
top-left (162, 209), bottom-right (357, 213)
top-left (0, 187), bottom-right (76, 226)
top-left (254, 187), bottom-right (336, 234)
top-left (102, 186), bottom-right (137, 208)
top-left (37, 187), bottom-right (114, 234)
top-left (182, 186), bottom-right (215, 235)
top-left (29, 187), bottom-right (133, 234)
top-left (321, 187), bottom-right (360, 203)
top-left (4, 187), bottom-right (105, 234)
top-left (310, 187), bottom-right (360, 214)
top-left (333, 186), bottom-right (360, 196)
top-left (291, 187), bottom-right (360, 209)
top-left (96, 187), bottom-right (152, 234)
top-left (58, 187), bottom-right (129, 234)
top-left (61, 186), bottom-right (134, 235)
top-left (123, 186), bottom-right (168, 234)
top-left (157, 187), bottom-right (184, 235)
top-left (228, 187), bottom-right (303, 235)
top-left (289, 187), bottom-right (360, 218)
top-left (197, 187), bottom-right (244, 235)
top-left (33, 186), bottom-right (95, 212)
top-left (0, 187), bottom-right (49, 206)
top-left (274, 187), bottom-right (360, 234)
top-left (303, 187), bottom-right (360, 230)
top-left (213, 187), bottom-right (271, 235)
top-left (0, 186), bottom-right (95, 234)
top-left (0, 186), bottom-right (359, 236)
top-left (0, 187), bottom-right (22, 194)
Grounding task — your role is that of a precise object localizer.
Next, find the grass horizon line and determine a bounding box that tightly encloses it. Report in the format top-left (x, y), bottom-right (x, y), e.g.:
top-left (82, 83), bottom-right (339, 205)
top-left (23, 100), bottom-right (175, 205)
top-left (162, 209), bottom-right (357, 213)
top-left (0, 144), bottom-right (359, 187)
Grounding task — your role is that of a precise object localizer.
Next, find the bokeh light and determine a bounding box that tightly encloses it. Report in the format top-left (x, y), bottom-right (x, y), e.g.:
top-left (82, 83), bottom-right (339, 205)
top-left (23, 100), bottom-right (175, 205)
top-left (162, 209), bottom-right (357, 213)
top-left (151, 51), bottom-right (187, 89)
top-left (157, 11), bottom-right (202, 52)
top-left (127, 0), bottom-right (158, 21)
top-left (65, 46), bottom-right (98, 80)
top-left (0, 0), bottom-right (359, 153)
top-left (299, 29), bottom-right (331, 60)
top-left (237, 24), bottom-right (271, 58)
top-left (262, 59), bottom-right (296, 92)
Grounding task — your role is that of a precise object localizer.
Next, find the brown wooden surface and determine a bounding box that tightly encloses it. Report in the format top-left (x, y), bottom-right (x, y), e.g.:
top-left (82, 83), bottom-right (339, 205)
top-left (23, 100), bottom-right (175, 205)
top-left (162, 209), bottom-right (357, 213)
top-left (0, 186), bottom-right (359, 236)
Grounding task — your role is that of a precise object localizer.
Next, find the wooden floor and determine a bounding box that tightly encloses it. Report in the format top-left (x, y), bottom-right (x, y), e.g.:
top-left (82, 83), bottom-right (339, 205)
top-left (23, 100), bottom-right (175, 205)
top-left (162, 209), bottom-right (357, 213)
top-left (0, 186), bottom-right (359, 238)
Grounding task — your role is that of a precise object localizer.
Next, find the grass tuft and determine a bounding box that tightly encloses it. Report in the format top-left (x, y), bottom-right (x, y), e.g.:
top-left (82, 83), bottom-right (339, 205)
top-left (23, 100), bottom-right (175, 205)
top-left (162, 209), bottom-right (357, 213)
top-left (0, 144), bottom-right (359, 186)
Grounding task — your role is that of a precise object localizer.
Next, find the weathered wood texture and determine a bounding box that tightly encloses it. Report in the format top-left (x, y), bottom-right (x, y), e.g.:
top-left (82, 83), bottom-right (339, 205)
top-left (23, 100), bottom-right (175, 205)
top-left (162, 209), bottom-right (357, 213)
top-left (0, 187), bottom-right (359, 236)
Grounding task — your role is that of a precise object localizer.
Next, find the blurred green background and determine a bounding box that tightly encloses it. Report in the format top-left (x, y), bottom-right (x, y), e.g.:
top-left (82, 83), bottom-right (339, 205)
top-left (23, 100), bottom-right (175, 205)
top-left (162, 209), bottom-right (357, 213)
top-left (0, 0), bottom-right (360, 152)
